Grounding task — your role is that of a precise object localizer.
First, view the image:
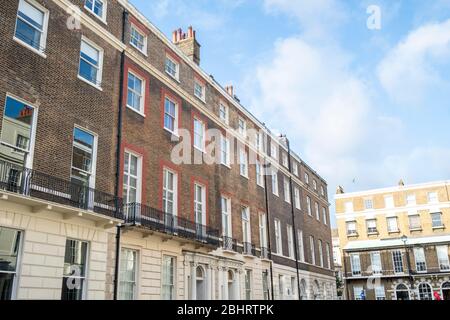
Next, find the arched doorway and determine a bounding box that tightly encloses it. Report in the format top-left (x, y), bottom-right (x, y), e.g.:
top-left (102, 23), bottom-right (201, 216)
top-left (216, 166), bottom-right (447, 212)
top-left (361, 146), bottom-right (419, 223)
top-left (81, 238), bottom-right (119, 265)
top-left (395, 284), bottom-right (410, 300)
top-left (441, 282), bottom-right (450, 300)
top-left (418, 283), bottom-right (433, 300)
top-left (196, 266), bottom-right (206, 300)
top-left (227, 270), bottom-right (235, 300)
top-left (299, 279), bottom-right (307, 300)
top-left (313, 280), bottom-right (320, 300)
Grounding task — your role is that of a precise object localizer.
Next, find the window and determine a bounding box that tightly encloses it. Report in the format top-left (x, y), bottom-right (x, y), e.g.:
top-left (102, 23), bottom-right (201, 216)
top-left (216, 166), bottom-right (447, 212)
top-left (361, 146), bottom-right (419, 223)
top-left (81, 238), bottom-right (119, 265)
top-left (392, 250), bottom-right (404, 273)
top-left (409, 214), bottom-right (421, 230)
top-left (270, 143), bottom-right (278, 160)
top-left (304, 172), bottom-right (309, 184)
top-left (364, 198), bottom-right (373, 210)
top-left (326, 243), bottom-right (331, 269)
top-left (262, 271), bottom-right (270, 300)
top-left (79, 38), bottom-right (103, 87)
top-left (306, 196), bottom-right (312, 216)
top-left (84, 0), bottom-right (106, 20)
top-left (387, 217), bottom-right (399, 233)
top-left (242, 270), bottom-right (252, 300)
top-left (320, 185), bottom-right (325, 197)
top-left (318, 240), bottom-right (324, 267)
top-left (0, 227), bottom-right (22, 300)
top-left (161, 256), bottom-right (176, 300)
top-left (241, 207), bottom-right (251, 244)
top-left (431, 212), bottom-right (443, 228)
top-left (375, 286), bottom-right (386, 300)
top-left (193, 117), bottom-right (205, 151)
top-left (294, 188), bottom-right (301, 209)
top-left (221, 196), bottom-right (232, 238)
top-left (283, 177), bottom-right (291, 203)
top-left (127, 71), bottom-right (145, 114)
top-left (282, 153), bottom-right (288, 167)
top-left (315, 202), bottom-right (320, 220)
top-left (384, 195), bottom-right (394, 208)
top-left (163, 96), bottom-right (178, 134)
top-left (350, 254), bottom-right (361, 276)
top-left (297, 230), bottom-right (305, 262)
top-left (239, 148), bottom-right (248, 178)
top-left (0, 96), bottom-right (36, 168)
top-left (344, 201), bottom-right (353, 213)
top-left (14, 0), bottom-right (49, 54)
top-left (165, 55), bottom-right (179, 80)
top-left (428, 192), bottom-right (438, 203)
top-left (119, 248), bottom-right (138, 300)
top-left (346, 221), bottom-right (357, 236)
top-left (123, 151), bottom-right (142, 206)
top-left (219, 103), bottom-right (229, 124)
top-left (310, 236), bottom-right (316, 265)
top-left (322, 208), bottom-right (328, 225)
top-left (278, 275), bottom-right (284, 298)
top-left (163, 168), bottom-right (177, 216)
top-left (406, 194), bottom-right (416, 206)
top-left (220, 136), bottom-right (230, 166)
top-left (290, 277), bottom-right (296, 298)
top-left (418, 283), bottom-right (432, 300)
top-left (61, 239), bottom-right (88, 300)
top-left (353, 286), bottom-right (364, 300)
top-left (293, 162), bottom-right (298, 176)
top-left (238, 118), bottom-right (247, 137)
top-left (130, 24), bottom-right (147, 53)
top-left (71, 127), bottom-right (96, 188)
top-left (256, 160), bottom-right (264, 187)
top-left (370, 252), bottom-right (382, 274)
top-left (366, 219), bottom-right (377, 234)
top-left (436, 246), bottom-right (450, 271)
top-left (194, 80), bottom-right (206, 102)
top-left (287, 225), bottom-right (294, 259)
top-left (414, 247), bottom-right (427, 272)
top-left (313, 180), bottom-right (317, 191)
top-left (274, 219), bottom-right (282, 255)
top-left (259, 213), bottom-right (267, 249)
top-left (194, 184), bottom-right (206, 226)
top-left (271, 171), bottom-right (279, 196)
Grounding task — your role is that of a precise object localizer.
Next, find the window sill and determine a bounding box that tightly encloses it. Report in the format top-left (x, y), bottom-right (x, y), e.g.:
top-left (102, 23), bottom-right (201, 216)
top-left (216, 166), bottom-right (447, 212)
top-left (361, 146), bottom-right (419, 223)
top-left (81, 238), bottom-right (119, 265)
top-left (130, 43), bottom-right (148, 57)
top-left (409, 228), bottom-right (422, 232)
top-left (388, 230), bottom-right (401, 234)
top-left (165, 71), bottom-right (180, 83)
top-left (163, 127), bottom-right (180, 140)
top-left (13, 37), bottom-right (47, 58)
top-left (257, 183), bottom-right (265, 189)
top-left (240, 174), bottom-right (249, 180)
top-left (77, 75), bottom-right (103, 91)
top-left (347, 233), bottom-right (359, 238)
top-left (432, 225), bottom-right (445, 230)
top-left (84, 7), bottom-right (108, 25)
top-left (193, 146), bottom-right (206, 154)
top-left (126, 105), bottom-right (146, 118)
top-left (194, 95), bottom-right (206, 104)
top-left (220, 163), bottom-right (231, 169)
top-left (367, 231), bottom-right (379, 236)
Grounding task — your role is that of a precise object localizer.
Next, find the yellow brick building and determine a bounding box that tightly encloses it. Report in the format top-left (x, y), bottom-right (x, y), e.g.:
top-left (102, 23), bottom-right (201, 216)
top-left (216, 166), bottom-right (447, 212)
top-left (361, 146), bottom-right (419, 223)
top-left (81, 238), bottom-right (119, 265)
top-left (335, 180), bottom-right (450, 300)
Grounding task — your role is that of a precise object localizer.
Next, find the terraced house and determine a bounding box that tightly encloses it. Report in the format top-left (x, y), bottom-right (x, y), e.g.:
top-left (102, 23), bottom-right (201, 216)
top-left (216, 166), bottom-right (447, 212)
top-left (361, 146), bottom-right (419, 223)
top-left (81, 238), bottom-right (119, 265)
top-left (335, 181), bottom-right (450, 300)
top-left (0, 0), bottom-right (335, 300)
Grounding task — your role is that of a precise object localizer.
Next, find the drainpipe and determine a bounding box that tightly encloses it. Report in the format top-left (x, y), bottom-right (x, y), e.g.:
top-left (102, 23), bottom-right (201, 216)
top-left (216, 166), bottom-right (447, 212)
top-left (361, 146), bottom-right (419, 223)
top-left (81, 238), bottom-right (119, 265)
top-left (282, 136), bottom-right (302, 300)
top-left (263, 154), bottom-right (275, 300)
top-left (113, 8), bottom-right (129, 301)
top-left (342, 251), bottom-right (350, 300)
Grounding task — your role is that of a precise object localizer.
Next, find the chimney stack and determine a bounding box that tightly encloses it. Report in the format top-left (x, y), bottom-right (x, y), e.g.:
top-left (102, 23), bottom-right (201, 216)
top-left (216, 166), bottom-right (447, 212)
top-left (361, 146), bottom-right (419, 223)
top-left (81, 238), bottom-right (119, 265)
top-left (172, 26), bottom-right (201, 65)
top-left (336, 186), bottom-right (345, 194)
top-left (225, 85), bottom-right (234, 97)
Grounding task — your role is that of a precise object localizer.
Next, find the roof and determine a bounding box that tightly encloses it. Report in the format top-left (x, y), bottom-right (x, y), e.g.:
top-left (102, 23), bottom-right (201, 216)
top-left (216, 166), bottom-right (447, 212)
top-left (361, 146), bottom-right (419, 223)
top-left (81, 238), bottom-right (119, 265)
top-left (344, 234), bottom-right (450, 251)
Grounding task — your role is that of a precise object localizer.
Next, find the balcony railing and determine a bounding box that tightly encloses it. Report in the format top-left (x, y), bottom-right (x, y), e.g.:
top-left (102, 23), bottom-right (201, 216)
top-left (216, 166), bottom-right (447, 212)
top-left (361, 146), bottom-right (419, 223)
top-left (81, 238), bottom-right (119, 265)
top-left (260, 247), bottom-right (269, 259)
top-left (0, 159), bottom-right (122, 219)
top-left (243, 242), bottom-right (256, 256)
top-left (124, 203), bottom-right (220, 247)
top-left (222, 236), bottom-right (237, 252)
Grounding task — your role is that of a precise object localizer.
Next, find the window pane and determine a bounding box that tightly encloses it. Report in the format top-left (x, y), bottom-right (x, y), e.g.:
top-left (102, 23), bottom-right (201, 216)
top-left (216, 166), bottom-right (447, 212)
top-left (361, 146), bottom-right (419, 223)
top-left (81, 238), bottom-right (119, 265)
top-left (0, 227), bottom-right (21, 272)
top-left (0, 273), bottom-right (15, 300)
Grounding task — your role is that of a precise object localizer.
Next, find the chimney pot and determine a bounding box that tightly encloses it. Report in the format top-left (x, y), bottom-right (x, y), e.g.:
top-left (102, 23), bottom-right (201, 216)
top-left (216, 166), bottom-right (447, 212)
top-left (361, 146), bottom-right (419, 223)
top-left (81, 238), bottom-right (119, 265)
top-left (188, 26), bottom-right (194, 38)
top-left (172, 30), bottom-right (178, 43)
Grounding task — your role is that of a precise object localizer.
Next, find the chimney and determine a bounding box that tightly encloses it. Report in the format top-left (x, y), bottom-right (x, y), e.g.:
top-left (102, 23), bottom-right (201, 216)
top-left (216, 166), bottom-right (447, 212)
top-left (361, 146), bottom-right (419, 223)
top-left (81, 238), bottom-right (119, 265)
top-left (336, 186), bottom-right (345, 194)
top-left (171, 26), bottom-right (201, 65)
top-left (398, 179), bottom-right (405, 187)
top-left (225, 85), bottom-right (234, 97)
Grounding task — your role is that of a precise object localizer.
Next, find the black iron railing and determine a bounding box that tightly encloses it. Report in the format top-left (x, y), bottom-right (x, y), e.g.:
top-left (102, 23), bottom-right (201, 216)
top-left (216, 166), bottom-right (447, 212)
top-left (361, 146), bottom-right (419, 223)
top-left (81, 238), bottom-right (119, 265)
top-left (0, 159), bottom-right (122, 219)
top-left (260, 247), bottom-right (269, 259)
top-left (124, 203), bottom-right (220, 246)
top-left (243, 242), bottom-right (256, 256)
top-left (222, 236), bottom-right (237, 252)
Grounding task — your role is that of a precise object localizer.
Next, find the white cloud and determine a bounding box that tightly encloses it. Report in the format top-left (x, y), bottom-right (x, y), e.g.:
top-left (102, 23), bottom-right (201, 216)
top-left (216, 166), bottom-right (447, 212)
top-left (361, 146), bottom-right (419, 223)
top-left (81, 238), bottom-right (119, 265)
top-left (377, 19), bottom-right (450, 104)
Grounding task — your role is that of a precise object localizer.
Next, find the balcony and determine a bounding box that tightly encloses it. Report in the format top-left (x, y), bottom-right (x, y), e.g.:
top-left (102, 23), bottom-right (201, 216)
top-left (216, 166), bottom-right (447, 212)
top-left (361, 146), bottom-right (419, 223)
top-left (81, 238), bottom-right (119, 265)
top-left (0, 159), bottom-right (122, 221)
top-left (260, 247), bottom-right (270, 260)
top-left (222, 236), bottom-right (238, 252)
top-left (124, 203), bottom-right (220, 247)
top-left (243, 242), bottom-right (256, 257)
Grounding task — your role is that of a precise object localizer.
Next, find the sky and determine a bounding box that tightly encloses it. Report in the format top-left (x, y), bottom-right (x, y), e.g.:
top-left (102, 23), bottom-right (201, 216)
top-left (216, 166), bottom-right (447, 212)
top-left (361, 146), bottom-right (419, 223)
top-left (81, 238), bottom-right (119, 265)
top-left (130, 0), bottom-right (450, 226)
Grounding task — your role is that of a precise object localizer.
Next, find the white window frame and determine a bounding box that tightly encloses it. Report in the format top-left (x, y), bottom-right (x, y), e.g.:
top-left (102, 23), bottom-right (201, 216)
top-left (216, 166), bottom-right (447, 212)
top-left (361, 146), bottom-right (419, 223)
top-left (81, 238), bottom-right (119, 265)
top-left (221, 196), bottom-right (232, 238)
top-left (282, 153), bottom-right (288, 168)
top-left (14, 0), bottom-right (49, 57)
top-left (318, 239), bottom-right (324, 267)
top-left (387, 216), bottom-right (399, 233)
top-left (220, 135), bottom-right (230, 167)
top-left (431, 212), bottom-right (443, 228)
top-left (283, 177), bottom-right (291, 203)
top-left (406, 194), bottom-right (416, 206)
top-left (306, 196), bottom-right (312, 216)
top-left (384, 195), bottom-right (394, 209)
top-left (193, 117), bottom-right (206, 152)
top-left (241, 207), bottom-right (251, 244)
top-left (409, 214), bottom-right (421, 230)
top-left (428, 192), bottom-right (438, 204)
top-left (161, 255), bottom-right (176, 300)
top-left (414, 247), bottom-right (427, 273)
top-left (71, 125), bottom-right (98, 190)
top-left (326, 243), bottom-right (331, 269)
top-left (62, 238), bottom-right (89, 300)
top-left (344, 201), bottom-right (353, 213)
top-left (310, 236), bottom-right (316, 265)
top-left (162, 167), bottom-right (178, 217)
top-left (375, 286), bottom-right (386, 300)
top-left (294, 188), bottom-right (301, 209)
top-left (366, 219), bottom-right (377, 234)
top-left (370, 251), bottom-right (382, 274)
top-left (304, 172), bottom-right (309, 184)
top-left (126, 70), bottom-right (145, 116)
top-left (219, 102), bottom-right (229, 125)
top-left (293, 162), bottom-right (298, 176)
top-left (163, 96), bottom-right (179, 135)
top-left (364, 198), bottom-right (373, 210)
top-left (436, 245), bottom-right (450, 271)
top-left (274, 219), bottom-right (282, 255)
top-left (270, 143), bottom-right (278, 160)
top-left (322, 207), bottom-right (328, 225)
top-left (194, 183), bottom-right (206, 226)
top-left (238, 117), bottom-right (247, 137)
top-left (78, 37), bottom-right (104, 89)
top-left (315, 202), bottom-right (320, 221)
top-left (84, 0), bottom-right (107, 22)
top-left (165, 55), bottom-right (179, 81)
top-left (346, 221), bottom-right (357, 236)
top-left (256, 160), bottom-right (264, 187)
top-left (0, 227), bottom-right (23, 300)
top-left (118, 248), bottom-right (139, 300)
top-left (123, 150), bottom-right (142, 205)
top-left (392, 250), bottom-right (404, 274)
top-left (271, 171), bottom-right (279, 196)
top-left (130, 23), bottom-right (147, 55)
top-left (350, 253), bottom-right (361, 276)
top-left (287, 225), bottom-right (294, 259)
top-left (239, 148), bottom-right (248, 178)
top-left (297, 230), bottom-right (305, 262)
top-left (313, 179), bottom-right (317, 191)
top-left (194, 79), bottom-right (206, 102)
top-left (259, 213), bottom-right (267, 249)
top-left (353, 286), bottom-right (363, 300)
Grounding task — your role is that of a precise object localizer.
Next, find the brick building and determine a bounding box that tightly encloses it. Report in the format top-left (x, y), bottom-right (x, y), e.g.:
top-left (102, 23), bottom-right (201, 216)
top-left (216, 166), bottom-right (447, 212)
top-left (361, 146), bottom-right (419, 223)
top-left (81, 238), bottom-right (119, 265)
top-left (335, 180), bottom-right (450, 300)
top-left (0, 0), bottom-right (335, 300)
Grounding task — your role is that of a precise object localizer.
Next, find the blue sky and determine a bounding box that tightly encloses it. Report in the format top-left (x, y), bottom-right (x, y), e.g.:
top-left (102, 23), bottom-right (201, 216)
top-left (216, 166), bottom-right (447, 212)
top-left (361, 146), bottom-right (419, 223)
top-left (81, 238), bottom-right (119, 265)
top-left (130, 0), bottom-right (450, 226)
